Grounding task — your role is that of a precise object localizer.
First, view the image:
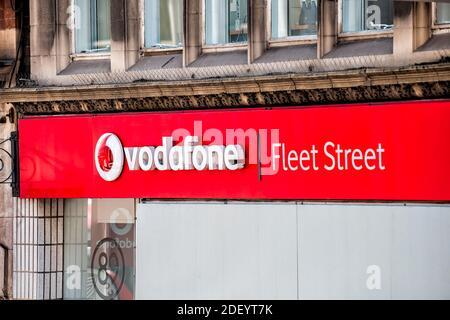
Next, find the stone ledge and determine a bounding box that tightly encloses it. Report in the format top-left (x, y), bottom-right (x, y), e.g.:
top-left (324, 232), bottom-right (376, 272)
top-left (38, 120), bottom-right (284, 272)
top-left (0, 63), bottom-right (449, 115)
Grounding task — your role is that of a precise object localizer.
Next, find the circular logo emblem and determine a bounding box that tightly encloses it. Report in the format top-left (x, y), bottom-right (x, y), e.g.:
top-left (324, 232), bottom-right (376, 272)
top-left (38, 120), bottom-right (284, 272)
top-left (91, 238), bottom-right (125, 300)
top-left (110, 208), bottom-right (134, 236)
top-left (95, 133), bottom-right (124, 182)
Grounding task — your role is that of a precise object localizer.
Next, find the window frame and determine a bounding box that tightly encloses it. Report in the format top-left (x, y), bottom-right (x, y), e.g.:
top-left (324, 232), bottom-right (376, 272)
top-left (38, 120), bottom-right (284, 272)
top-left (337, 0), bottom-right (394, 42)
top-left (69, 0), bottom-right (112, 60)
top-left (201, 0), bottom-right (249, 53)
top-left (432, 2), bottom-right (450, 34)
top-left (266, 0), bottom-right (318, 48)
top-left (139, 0), bottom-right (184, 56)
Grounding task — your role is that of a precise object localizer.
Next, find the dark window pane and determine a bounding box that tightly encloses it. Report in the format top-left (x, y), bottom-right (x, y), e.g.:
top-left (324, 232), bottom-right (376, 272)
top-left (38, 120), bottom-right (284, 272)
top-left (342, 0), bottom-right (393, 33)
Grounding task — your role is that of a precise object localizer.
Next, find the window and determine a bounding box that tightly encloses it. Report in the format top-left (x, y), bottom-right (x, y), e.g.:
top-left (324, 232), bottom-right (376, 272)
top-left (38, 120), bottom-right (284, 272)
top-left (64, 199), bottom-right (135, 300)
top-left (205, 0), bottom-right (248, 45)
top-left (74, 0), bottom-right (111, 53)
top-left (436, 3), bottom-right (450, 25)
top-left (341, 0), bottom-right (393, 33)
top-left (271, 0), bottom-right (318, 39)
top-left (144, 0), bottom-right (183, 49)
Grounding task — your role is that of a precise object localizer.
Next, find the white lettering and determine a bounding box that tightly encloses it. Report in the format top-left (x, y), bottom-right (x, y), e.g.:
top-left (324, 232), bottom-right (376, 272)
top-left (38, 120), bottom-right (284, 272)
top-left (169, 146), bottom-right (184, 171)
top-left (324, 142), bottom-right (336, 171)
top-left (138, 147), bottom-right (155, 171)
top-left (123, 136), bottom-right (245, 172)
top-left (124, 147), bottom-right (140, 171)
top-left (224, 145), bottom-right (245, 170)
top-left (154, 137), bottom-right (173, 171)
top-left (192, 145), bottom-right (208, 170)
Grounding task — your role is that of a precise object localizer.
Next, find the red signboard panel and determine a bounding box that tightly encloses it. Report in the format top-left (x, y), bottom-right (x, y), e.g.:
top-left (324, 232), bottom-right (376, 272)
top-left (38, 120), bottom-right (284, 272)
top-left (19, 100), bottom-right (450, 201)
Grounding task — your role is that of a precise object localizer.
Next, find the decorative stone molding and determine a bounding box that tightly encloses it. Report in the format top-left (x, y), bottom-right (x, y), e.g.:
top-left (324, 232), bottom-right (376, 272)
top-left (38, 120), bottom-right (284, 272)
top-left (1, 62), bottom-right (449, 116)
top-left (11, 81), bottom-right (450, 116)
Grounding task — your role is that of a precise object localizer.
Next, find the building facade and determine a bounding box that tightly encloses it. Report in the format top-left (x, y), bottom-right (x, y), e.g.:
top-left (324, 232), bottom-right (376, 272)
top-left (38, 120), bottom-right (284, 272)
top-left (0, 0), bottom-right (27, 299)
top-left (1, 0), bottom-right (450, 300)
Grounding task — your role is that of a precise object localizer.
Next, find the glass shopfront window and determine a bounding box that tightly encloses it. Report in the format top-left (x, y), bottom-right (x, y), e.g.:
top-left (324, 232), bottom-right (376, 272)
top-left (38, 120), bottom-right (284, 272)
top-left (205, 0), bottom-right (248, 45)
top-left (342, 0), bottom-right (393, 33)
top-left (144, 0), bottom-right (183, 48)
top-left (64, 199), bottom-right (135, 300)
top-left (437, 3), bottom-right (450, 24)
top-left (271, 0), bottom-right (317, 39)
top-left (74, 0), bottom-right (111, 53)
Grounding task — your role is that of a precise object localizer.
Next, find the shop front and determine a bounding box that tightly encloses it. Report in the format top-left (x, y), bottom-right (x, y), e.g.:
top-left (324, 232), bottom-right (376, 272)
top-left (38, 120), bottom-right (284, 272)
top-left (17, 99), bottom-right (450, 299)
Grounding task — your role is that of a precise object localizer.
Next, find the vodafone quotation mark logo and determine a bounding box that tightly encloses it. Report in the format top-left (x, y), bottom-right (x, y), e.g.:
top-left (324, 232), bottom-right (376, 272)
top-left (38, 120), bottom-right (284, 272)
top-left (95, 133), bottom-right (124, 182)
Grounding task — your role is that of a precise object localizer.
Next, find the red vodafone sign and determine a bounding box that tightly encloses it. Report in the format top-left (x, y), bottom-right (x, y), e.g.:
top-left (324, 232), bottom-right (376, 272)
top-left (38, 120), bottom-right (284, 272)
top-left (19, 100), bottom-right (450, 201)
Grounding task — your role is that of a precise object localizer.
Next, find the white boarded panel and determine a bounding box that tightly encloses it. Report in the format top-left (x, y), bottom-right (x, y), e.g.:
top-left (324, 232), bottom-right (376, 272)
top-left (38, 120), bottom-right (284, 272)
top-left (298, 204), bottom-right (393, 300)
top-left (298, 203), bottom-right (450, 300)
top-left (136, 202), bottom-right (297, 300)
top-left (391, 205), bottom-right (450, 299)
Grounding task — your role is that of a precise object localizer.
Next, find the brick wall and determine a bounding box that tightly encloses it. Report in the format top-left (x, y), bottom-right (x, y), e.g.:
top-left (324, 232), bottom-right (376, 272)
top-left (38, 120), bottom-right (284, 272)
top-left (0, 0), bottom-right (18, 59)
top-left (0, 0), bottom-right (17, 29)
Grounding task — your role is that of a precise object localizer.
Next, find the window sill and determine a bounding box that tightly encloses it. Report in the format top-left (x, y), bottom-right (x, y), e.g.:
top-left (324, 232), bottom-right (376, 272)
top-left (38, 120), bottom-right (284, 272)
top-left (129, 54), bottom-right (183, 71)
top-left (255, 44), bottom-right (317, 64)
top-left (338, 30), bottom-right (393, 43)
top-left (417, 32), bottom-right (450, 52)
top-left (70, 52), bottom-right (111, 62)
top-left (189, 50), bottom-right (248, 68)
top-left (325, 37), bottom-right (393, 59)
top-left (268, 36), bottom-right (317, 48)
top-left (202, 43), bottom-right (248, 54)
top-left (432, 27), bottom-right (450, 36)
top-left (59, 59), bottom-right (111, 76)
top-left (141, 48), bottom-right (183, 57)
top-left (433, 23), bottom-right (450, 30)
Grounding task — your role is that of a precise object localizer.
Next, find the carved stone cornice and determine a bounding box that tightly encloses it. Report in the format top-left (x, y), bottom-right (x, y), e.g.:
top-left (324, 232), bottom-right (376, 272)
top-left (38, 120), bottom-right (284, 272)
top-left (8, 81), bottom-right (449, 116)
top-left (1, 63), bottom-right (450, 115)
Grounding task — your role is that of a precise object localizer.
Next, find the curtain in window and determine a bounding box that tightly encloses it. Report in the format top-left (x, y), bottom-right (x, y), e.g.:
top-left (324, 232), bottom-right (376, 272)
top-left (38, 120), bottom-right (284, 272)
top-left (206, 0), bottom-right (229, 45)
top-left (342, 0), bottom-right (364, 32)
top-left (205, 0), bottom-right (247, 45)
top-left (75, 0), bottom-right (111, 53)
top-left (342, 0), bottom-right (393, 33)
top-left (437, 3), bottom-right (450, 24)
top-left (272, 0), bottom-right (288, 38)
top-left (145, 0), bottom-right (183, 48)
top-left (96, 0), bottom-right (111, 50)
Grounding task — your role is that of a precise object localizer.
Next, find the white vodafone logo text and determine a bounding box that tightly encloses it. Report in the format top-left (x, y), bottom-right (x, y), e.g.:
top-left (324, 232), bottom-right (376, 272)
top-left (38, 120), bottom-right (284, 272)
top-left (95, 134), bottom-right (245, 182)
top-left (95, 133), bottom-right (125, 182)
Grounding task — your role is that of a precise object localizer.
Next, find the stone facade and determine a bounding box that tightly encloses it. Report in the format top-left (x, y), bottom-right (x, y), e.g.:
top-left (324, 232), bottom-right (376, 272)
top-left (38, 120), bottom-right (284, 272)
top-left (0, 102), bottom-right (15, 299)
top-left (0, 0), bottom-right (19, 300)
